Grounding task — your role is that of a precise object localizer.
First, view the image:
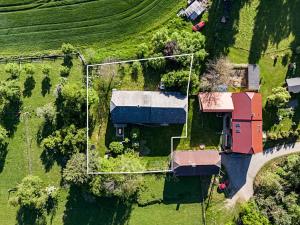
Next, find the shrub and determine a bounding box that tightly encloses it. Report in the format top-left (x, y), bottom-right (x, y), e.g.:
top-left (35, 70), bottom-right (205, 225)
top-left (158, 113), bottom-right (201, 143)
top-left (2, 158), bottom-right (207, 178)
top-left (161, 70), bottom-right (199, 94)
top-left (136, 43), bottom-right (149, 58)
top-left (267, 132), bottom-right (278, 140)
top-left (109, 141), bottom-right (124, 155)
top-left (5, 63), bottom-right (20, 79)
top-left (131, 61), bottom-right (143, 77)
top-left (147, 54), bottom-right (166, 71)
top-left (239, 201), bottom-right (270, 225)
top-left (257, 171), bottom-right (282, 194)
top-left (42, 65), bottom-right (51, 76)
top-left (267, 87), bottom-right (291, 108)
top-left (130, 128), bottom-right (140, 140)
top-left (61, 43), bottom-right (75, 55)
top-left (277, 108), bottom-right (294, 121)
top-left (151, 29), bottom-right (169, 52)
top-left (23, 64), bottom-right (35, 76)
top-left (132, 141), bottom-right (140, 150)
top-left (60, 66), bottom-right (70, 77)
top-left (280, 130), bottom-right (290, 139)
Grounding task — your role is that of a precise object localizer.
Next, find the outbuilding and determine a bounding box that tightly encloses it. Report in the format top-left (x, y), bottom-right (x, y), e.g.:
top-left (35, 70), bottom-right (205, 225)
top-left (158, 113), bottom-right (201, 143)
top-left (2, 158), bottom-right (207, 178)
top-left (286, 77), bottom-right (300, 93)
top-left (247, 64), bottom-right (260, 91)
top-left (198, 92), bottom-right (234, 112)
top-left (172, 150), bottom-right (221, 176)
top-left (184, 1), bottom-right (206, 20)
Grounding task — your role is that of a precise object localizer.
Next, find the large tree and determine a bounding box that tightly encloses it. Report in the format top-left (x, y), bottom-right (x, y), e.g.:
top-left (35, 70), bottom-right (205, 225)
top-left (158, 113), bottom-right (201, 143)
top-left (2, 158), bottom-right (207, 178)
top-left (63, 151), bottom-right (145, 200)
top-left (56, 84), bottom-right (86, 127)
top-left (90, 152), bottom-right (145, 199)
top-left (0, 80), bottom-right (21, 112)
top-left (42, 124), bottom-right (86, 158)
top-left (9, 175), bottom-right (58, 210)
top-left (5, 63), bottom-right (20, 79)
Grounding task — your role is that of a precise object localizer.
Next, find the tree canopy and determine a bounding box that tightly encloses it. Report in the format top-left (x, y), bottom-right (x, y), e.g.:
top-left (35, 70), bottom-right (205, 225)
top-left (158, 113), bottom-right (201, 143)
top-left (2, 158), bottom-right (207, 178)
top-left (267, 87), bottom-right (291, 108)
top-left (9, 175), bottom-right (58, 211)
top-left (161, 70), bottom-right (199, 94)
top-left (0, 80), bottom-right (21, 113)
top-left (42, 124), bottom-right (86, 157)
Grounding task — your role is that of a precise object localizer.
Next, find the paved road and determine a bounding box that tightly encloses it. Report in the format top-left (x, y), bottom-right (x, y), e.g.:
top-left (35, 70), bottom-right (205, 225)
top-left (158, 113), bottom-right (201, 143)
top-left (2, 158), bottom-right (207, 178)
top-left (221, 142), bottom-right (300, 207)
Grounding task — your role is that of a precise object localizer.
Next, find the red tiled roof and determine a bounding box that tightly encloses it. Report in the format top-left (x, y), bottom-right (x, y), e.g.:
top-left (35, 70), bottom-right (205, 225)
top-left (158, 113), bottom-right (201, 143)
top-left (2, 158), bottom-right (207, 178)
top-left (231, 92), bottom-right (263, 154)
top-left (232, 92), bottom-right (262, 121)
top-left (231, 120), bottom-right (263, 154)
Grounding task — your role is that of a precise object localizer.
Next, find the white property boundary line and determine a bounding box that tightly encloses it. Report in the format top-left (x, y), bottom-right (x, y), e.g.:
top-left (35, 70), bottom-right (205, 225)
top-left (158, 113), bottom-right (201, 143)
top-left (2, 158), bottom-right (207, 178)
top-left (86, 54), bottom-right (194, 174)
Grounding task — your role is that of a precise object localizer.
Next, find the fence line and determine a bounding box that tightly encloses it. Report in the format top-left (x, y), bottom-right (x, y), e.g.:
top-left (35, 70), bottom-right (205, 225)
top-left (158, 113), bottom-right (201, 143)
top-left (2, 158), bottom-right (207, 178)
top-left (0, 52), bottom-right (87, 65)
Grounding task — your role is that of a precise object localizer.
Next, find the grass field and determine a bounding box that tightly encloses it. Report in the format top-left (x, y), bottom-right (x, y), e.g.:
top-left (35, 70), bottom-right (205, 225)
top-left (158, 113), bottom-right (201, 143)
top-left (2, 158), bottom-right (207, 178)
top-left (206, 0), bottom-right (300, 136)
top-left (0, 0), bottom-right (185, 56)
top-left (0, 58), bottom-right (82, 225)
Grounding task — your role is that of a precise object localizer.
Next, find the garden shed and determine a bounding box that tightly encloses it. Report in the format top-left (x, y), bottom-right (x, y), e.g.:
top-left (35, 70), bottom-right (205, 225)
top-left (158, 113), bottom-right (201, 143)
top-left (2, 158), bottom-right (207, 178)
top-left (286, 77), bottom-right (300, 93)
top-left (184, 1), bottom-right (206, 20)
top-left (247, 64), bottom-right (260, 91)
top-left (172, 150), bottom-right (221, 176)
top-left (110, 90), bottom-right (187, 125)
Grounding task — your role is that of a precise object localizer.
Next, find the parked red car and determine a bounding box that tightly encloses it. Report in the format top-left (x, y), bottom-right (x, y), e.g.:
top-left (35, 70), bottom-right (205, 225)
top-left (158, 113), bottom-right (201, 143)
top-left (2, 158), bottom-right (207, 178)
top-left (192, 21), bottom-right (206, 31)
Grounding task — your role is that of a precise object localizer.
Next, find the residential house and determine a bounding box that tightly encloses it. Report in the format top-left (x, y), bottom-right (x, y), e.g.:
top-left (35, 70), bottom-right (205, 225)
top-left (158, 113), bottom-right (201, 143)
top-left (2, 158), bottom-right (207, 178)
top-left (110, 90), bottom-right (187, 125)
top-left (198, 92), bottom-right (263, 154)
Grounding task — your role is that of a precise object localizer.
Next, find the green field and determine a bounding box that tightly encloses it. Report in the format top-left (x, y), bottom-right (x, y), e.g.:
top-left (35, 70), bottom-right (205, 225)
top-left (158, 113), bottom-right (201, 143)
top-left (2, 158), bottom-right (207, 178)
top-left (0, 58), bottom-right (83, 225)
top-left (0, 0), bottom-right (184, 56)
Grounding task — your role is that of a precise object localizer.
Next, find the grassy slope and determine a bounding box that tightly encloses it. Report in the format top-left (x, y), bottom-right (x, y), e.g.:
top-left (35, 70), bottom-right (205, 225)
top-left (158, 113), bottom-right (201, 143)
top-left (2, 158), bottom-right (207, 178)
top-left (0, 59), bottom-right (82, 225)
top-left (0, 0), bottom-right (184, 56)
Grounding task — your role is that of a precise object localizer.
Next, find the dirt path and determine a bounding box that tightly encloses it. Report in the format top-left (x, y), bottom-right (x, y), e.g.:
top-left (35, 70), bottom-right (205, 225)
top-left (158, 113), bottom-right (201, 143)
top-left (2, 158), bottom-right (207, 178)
top-left (221, 142), bottom-right (300, 207)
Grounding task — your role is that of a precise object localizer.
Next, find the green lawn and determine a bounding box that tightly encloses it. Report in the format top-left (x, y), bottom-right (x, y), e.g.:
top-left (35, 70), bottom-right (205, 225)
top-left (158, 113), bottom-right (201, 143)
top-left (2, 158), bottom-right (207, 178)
top-left (0, 58), bottom-right (82, 225)
top-left (206, 0), bottom-right (300, 135)
top-left (0, 0), bottom-right (184, 56)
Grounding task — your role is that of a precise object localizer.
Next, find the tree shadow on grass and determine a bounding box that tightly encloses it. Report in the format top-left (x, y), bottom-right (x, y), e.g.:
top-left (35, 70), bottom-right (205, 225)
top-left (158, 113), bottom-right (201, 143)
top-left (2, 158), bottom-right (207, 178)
top-left (62, 56), bottom-right (73, 69)
top-left (63, 187), bottom-right (132, 225)
top-left (163, 175), bottom-right (211, 204)
top-left (1, 100), bottom-right (21, 136)
top-left (0, 143), bottom-right (8, 173)
top-left (205, 0), bottom-right (250, 57)
top-left (248, 0), bottom-right (300, 63)
top-left (16, 207), bottom-right (46, 225)
top-left (36, 120), bottom-right (56, 145)
top-left (40, 148), bottom-right (68, 172)
top-left (41, 76), bottom-right (52, 96)
top-left (23, 76), bottom-right (36, 98)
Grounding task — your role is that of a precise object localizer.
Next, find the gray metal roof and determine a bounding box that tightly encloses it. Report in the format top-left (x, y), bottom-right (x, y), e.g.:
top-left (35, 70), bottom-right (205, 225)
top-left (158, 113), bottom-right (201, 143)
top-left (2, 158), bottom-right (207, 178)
top-left (185, 1), bottom-right (206, 20)
top-left (248, 64), bottom-right (260, 91)
top-left (286, 77), bottom-right (300, 93)
top-left (110, 90), bottom-right (187, 124)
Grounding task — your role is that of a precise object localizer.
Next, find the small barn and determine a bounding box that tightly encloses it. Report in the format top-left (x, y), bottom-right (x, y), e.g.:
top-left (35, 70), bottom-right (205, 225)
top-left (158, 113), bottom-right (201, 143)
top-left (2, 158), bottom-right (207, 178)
top-left (247, 64), bottom-right (260, 91)
top-left (110, 90), bottom-right (187, 125)
top-left (286, 77), bottom-right (300, 93)
top-left (184, 1), bottom-right (206, 20)
top-left (172, 150), bottom-right (221, 176)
